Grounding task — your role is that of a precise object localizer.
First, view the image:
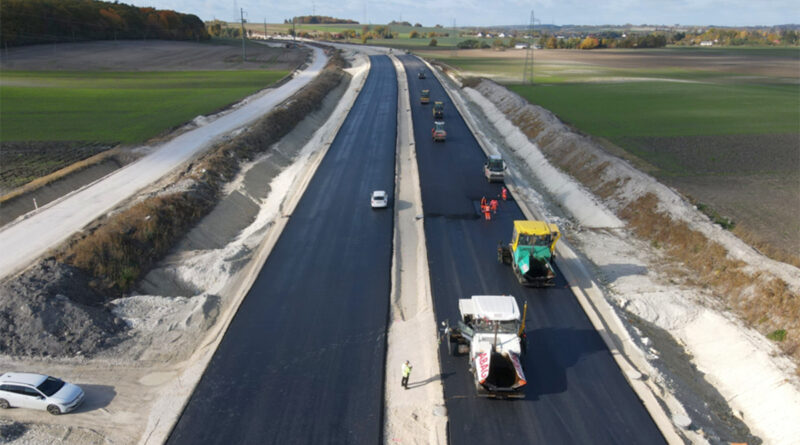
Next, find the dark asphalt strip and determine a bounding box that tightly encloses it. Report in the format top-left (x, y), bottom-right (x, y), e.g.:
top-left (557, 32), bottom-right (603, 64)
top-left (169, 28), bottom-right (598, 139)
top-left (166, 55), bottom-right (397, 445)
top-left (399, 55), bottom-right (665, 444)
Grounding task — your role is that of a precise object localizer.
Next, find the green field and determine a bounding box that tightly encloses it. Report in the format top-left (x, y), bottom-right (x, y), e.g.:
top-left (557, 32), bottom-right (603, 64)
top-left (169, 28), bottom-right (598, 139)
top-left (0, 70), bottom-right (289, 143)
top-left (510, 81), bottom-right (799, 139)
top-left (510, 81), bottom-right (799, 175)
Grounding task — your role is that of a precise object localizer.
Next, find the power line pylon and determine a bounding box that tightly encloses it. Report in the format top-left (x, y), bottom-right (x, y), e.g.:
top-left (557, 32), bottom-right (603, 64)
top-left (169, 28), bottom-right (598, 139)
top-left (522, 9), bottom-right (535, 84)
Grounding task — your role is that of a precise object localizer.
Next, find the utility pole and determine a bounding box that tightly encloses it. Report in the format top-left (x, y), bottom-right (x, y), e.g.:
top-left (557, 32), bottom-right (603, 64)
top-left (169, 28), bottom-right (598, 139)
top-left (522, 9), bottom-right (535, 84)
top-left (451, 18), bottom-right (457, 57)
top-left (264, 18), bottom-right (267, 40)
top-left (240, 8), bottom-right (246, 61)
top-left (292, 17), bottom-right (296, 41)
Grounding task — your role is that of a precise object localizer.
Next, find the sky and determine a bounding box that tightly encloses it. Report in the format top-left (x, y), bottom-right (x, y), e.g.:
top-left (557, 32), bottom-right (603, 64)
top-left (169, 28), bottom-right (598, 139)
top-left (125, 0), bottom-right (799, 27)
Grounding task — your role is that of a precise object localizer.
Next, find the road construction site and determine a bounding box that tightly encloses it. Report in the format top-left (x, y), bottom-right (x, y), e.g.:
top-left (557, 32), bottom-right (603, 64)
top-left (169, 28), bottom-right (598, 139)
top-left (1, 40), bottom-right (800, 445)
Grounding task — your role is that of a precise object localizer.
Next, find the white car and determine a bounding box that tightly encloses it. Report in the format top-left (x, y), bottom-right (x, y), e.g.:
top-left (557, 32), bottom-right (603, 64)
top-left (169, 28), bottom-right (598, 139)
top-left (0, 372), bottom-right (85, 415)
top-left (371, 190), bottom-right (388, 209)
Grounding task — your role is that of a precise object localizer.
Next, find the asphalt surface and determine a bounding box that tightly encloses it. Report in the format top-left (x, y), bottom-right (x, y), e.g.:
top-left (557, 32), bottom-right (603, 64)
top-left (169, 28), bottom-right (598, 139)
top-left (167, 56), bottom-right (397, 444)
top-left (400, 55), bottom-right (665, 444)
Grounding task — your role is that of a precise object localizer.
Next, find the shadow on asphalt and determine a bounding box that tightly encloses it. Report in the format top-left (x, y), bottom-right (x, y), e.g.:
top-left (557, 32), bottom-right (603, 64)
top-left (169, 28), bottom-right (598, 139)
top-left (525, 327), bottom-right (608, 398)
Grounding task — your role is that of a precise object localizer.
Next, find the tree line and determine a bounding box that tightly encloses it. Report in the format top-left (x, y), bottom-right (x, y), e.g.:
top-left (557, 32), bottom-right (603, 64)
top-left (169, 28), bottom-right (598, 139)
top-left (0, 0), bottom-right (209, 47)
top-left (285, 15), bottom-right (358, 25)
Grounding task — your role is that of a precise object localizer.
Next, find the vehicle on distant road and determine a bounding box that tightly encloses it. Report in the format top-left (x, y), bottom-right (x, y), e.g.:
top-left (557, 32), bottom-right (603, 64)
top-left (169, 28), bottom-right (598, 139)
top-left (442, 295), bottom-right (528, 399)
top-left (432, 121), bottom-right (447, 142)
top-left (433, 101), bottom-right (444, 119)
top-left (418, 71), bottom-right (426, 79)
top-left (420, 89), bottom-right (430, 104)
top-left (0, 372), bottom-right (85, 415)
top-left (498, 220), bottom-right (561, 286)
top-left (484, 155), bottom-right (506, 183)
top-left (371, 190), bottom-right (388, 209)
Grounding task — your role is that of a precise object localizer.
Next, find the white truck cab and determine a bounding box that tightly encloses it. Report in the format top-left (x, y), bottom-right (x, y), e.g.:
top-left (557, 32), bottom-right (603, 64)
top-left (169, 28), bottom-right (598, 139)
top-left (445, 295), bottom-right (527, 398)
top-left (483, 155), bottom-right (506, 183)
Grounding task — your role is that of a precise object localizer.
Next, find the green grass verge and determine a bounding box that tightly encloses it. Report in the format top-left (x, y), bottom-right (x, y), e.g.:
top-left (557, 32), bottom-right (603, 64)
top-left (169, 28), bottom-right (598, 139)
top-left (0, 70), bottom-right (289, 143)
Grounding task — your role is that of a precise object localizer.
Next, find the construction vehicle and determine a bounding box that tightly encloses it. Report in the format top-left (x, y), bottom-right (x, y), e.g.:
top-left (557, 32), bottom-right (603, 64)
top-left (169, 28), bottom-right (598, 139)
top-left (498, 220), bottom-right (560, 287)
top-left (420, 89), bottom-right (430, 104)
top-left (432, 101), bottom-right (444, 118)
top-left (432, 121), bottom-right (446, 142)
top-left (442, 295), bottom-right (527, 399)
top-left (483, 155), bottom-right (506, 183)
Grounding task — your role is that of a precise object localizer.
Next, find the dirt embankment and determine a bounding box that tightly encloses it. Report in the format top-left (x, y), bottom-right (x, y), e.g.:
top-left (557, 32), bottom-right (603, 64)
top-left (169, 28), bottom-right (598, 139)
top-left (472, 78), bottom-right (800, 365)
top-left (0, 50), bottom-right (348, 359)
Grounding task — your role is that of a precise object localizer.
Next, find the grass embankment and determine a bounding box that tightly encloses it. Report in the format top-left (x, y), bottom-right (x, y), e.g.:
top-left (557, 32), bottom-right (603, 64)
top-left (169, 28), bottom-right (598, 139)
top-left (0, 70), bottom-right (289, 143)
top-left (59, 52), bottom-right (347, 295)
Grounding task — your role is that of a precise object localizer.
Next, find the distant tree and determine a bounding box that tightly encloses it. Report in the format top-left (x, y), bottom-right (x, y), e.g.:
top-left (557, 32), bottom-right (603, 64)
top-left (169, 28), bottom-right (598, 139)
top-left (0, 0), bottom-right (208, 47)
top-left (578, 36), bottom-right (599, 49)
top-left (410, 30), bottom-right (420, 38)
top-left (414, 23), bottom-right (422, 27)
top-left (429, 38), bottom-right (438, 46)
top-left (291, 15), bottom-right (358, 25)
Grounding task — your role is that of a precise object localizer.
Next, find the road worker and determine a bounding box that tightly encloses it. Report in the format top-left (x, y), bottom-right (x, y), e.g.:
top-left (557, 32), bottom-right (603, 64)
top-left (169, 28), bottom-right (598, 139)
top-left (490, 199), bottom-right (498, 214)
top-left (501, 187), bottom-right (508, 201)
top-left (402, 361), bottom-right (412, 389)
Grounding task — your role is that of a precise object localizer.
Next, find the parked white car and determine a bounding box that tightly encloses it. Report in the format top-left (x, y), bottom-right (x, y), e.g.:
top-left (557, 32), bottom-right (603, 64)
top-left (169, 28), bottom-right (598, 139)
top-left (371, 190), bottom-right (388, 209)
top-left (0, 372), bottom-right (85, 415)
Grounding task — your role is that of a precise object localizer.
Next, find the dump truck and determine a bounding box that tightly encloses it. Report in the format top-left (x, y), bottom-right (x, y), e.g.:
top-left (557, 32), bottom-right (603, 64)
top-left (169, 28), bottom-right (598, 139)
top-left (498, 220), bottom-right (560, 286)
top-left (432, 101), bottom-right (444, 118)
top-left (483, 155), bottom-right (506, 183)
top-left (442, 295), bottom-right (527, 399)
top-left (420, 89), bottom-right (430, 104)
top-left (432, 121), bottom-right (446, 142)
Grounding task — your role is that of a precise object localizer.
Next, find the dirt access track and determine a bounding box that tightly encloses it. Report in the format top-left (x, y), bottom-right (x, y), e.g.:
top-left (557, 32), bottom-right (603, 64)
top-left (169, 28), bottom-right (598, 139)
top-left (0, 39), bottom-right (305, 71)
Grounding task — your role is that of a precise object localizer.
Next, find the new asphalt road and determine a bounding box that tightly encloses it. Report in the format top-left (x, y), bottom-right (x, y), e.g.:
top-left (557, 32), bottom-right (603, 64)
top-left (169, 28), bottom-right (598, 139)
top-left (167, 55), bottom-right (397, 444)
top-left (400, 55), bottom-right (665, 444)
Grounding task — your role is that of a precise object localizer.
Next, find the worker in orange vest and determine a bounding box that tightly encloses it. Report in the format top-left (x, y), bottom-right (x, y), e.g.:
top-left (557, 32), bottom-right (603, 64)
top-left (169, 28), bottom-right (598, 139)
top-left (490, 199), bottom-right (498, 214)
top-left (501, 187), bottom-right (508, 201)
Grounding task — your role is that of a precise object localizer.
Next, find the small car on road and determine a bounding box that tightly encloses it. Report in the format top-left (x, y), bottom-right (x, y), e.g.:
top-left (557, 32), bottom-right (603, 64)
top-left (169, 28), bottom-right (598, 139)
top-left (0, 372), bottom-right (85, 415)
top-left (371, 190), bottom-right (388, 209)
top-left (418, 71), bottom-right (426, 79)
top-left (432, 121), bottom-right (447, 142)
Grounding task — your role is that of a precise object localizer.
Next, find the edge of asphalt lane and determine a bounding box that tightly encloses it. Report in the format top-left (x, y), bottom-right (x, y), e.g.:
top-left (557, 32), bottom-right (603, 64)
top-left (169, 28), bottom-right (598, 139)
top-left (420, 57), bottom-right (684, 444)
top-left (139, 53), bottom-right (372, 445)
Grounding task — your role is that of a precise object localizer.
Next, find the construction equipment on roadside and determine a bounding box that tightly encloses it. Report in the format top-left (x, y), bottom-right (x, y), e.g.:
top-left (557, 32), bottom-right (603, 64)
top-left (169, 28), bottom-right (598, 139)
top-left (432, 121), bottom-right (446, 142)
top-left (498, 220), bottom-right (560, 287)
top-left (432, 101), bottom-right (444, 118)
top-left (420, 89), bottom-right (430, 104)
top-left (442, 295), bottom-right (528, 399)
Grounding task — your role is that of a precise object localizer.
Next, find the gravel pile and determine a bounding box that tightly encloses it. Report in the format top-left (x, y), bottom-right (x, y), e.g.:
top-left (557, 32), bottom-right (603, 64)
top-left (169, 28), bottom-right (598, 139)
top-left (0, 259), bottom-right (126, 357)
